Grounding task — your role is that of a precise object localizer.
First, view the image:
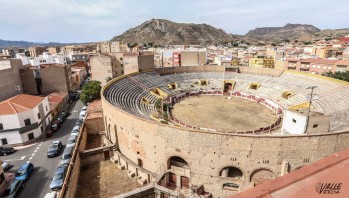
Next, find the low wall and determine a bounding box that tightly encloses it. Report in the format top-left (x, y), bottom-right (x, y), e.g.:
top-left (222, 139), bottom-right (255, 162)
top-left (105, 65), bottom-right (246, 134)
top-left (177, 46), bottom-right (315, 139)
top-left (64, 152), bottom-right (81, 198)
top-left (239, 67), bottom-right (284, 77)
top-left (155, 66), bottom-right (225, 76)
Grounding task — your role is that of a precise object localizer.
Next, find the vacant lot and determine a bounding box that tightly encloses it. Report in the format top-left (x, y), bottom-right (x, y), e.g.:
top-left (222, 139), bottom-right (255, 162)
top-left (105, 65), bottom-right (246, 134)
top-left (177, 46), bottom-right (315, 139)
top-left (172, 95), bottom-right (277, 132)
top-left (76, 160), bottom-right (140, 198)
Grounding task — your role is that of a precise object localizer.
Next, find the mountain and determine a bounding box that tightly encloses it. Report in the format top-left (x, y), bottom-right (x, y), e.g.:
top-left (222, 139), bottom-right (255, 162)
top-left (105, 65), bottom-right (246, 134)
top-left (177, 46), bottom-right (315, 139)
top-left (0, 39), bottom-right (87, 48)
top-left (111, 19), bottom-right (235, 45)
top-left (243, 23), bottom-right (349, 43)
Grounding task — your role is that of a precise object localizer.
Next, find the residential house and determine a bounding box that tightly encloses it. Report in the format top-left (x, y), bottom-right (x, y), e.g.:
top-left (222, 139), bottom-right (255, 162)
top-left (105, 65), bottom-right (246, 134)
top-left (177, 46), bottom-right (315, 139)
top-left (48, 92), bottom-right (69, 119)
top-left (29, 47), bottom-right (46, 57)
top-left (0, 94), bottom-right (51, 146)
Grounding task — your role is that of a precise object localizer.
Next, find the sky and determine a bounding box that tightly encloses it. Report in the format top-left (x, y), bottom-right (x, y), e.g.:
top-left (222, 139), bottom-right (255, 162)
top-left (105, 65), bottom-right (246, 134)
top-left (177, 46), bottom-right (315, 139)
top-left (0, 0), bottom-right (348, 43)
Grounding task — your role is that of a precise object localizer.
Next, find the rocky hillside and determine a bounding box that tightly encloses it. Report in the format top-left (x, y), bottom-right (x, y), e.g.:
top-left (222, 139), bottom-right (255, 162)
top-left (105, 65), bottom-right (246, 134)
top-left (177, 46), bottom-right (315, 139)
top-left (111, 19), bottom-right (235, 45)
top-left (243, 23), bottom-right (349, 43)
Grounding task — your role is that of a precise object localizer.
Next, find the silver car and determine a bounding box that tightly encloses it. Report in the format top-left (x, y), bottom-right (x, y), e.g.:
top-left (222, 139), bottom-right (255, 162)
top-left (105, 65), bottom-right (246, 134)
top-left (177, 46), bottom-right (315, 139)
top-left (66, 136), bottom-right (77, 148)
top-left (50, 165), bottom-right (68, 191)
top-left (60, 147), bottom-right (73, 165)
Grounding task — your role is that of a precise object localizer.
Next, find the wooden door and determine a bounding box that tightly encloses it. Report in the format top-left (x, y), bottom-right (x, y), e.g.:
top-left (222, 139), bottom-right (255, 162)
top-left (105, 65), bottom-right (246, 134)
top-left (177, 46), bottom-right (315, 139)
top-left (181, 176), bottom-right (189, 189)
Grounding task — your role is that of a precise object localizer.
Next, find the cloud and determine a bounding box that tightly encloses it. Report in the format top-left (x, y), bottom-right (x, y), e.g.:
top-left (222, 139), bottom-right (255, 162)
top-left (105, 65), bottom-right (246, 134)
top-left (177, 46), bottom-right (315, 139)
top-left (0, 0), bottom-right (348, 42)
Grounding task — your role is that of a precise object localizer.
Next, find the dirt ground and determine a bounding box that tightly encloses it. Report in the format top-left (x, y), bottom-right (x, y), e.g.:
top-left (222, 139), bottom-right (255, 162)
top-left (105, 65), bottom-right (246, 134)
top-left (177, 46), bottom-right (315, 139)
top-left (76, 160), bottom-right (141, 198)
top-left (172, 95), bottom-right (278, 132)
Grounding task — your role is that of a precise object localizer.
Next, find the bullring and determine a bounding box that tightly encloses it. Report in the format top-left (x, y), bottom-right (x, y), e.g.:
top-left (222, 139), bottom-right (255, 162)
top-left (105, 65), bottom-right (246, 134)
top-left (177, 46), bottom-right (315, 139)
top-left (101, 66), bottom-right (349, 197)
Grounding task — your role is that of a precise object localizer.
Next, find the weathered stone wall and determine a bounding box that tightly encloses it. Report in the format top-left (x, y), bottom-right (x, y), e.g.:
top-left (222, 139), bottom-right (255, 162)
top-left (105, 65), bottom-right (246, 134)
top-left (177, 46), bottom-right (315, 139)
top-left (85, 116), bottom-right (104, 135)
top-left (101, 95), bottom-right (349, 197)
top-left (64, 151), bottom-right (81, 198)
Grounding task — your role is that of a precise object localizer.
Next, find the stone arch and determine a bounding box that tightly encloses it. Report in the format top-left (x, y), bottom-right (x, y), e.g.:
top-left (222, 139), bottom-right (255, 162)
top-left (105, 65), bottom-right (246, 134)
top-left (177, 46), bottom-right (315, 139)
top-left (250, 168), bottom-right (275, 186)
top-left (167, 156), bottom-right (189, 170)
top-left (219, 166), bottom-right (244, 179)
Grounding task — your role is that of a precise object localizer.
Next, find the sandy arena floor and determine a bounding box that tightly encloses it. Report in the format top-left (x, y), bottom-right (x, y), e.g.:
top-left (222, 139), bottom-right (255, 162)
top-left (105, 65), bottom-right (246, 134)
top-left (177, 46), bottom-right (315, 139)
top-left (171, 95), bottom-right (278, 132)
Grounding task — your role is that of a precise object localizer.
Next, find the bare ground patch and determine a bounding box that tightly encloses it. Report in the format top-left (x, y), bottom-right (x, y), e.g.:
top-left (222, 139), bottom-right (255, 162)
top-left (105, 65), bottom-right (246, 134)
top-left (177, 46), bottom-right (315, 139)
top-left (172, 95), bottom-right (278, 132)
top-left (76, 160), bottom-right (141, 198)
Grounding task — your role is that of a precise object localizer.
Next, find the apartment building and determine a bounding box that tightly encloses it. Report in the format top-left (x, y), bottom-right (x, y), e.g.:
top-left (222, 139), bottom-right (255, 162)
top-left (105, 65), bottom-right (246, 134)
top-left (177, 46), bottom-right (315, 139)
top-left (0, 59), bottom-right (23, 101)
top-left (29, 47), bottom-right (46, 57)
top-left (248, 56), bottom-right (274, 68)
top-left (0, 94), bottom-right (51, 146)
top-left (285, 58), bottom-right (338, 74)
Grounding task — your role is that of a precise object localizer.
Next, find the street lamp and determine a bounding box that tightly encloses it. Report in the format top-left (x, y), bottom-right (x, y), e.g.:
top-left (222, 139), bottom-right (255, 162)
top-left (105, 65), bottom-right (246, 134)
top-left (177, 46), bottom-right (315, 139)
top-left (304, 86), bottom-right (318, 133)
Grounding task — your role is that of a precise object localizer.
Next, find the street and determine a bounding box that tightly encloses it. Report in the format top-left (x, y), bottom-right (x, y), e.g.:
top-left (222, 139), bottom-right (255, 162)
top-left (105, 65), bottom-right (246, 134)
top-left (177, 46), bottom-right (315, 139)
top-left (1, 100), bottom-right (83, 198)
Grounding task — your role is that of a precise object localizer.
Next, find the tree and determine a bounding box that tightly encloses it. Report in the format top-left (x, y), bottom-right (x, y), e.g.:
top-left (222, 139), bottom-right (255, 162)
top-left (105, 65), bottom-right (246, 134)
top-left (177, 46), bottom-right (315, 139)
top-left (323, 71), bottom-right (349, 82)
top-left (80, 81), bottom-right (102, 105)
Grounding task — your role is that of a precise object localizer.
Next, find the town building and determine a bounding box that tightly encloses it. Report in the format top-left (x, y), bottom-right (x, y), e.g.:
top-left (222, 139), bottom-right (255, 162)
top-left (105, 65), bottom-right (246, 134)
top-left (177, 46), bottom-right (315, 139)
top-left (28, 47), bottom-right (46, 57)
top-left (47, 47), bottom-right (61, 54)
top-left (0, 59), bottom-right (23, 101)
top-left (248, 56), bottom-right (274, 68)
top-left (284, 58), bottom-right (338, 74)
top-left (20, 64), bottom-right (71, 95)
top-left (47, 92), bottom-right (69, 119)
top-left (0, 94), bottom-right (51, 146)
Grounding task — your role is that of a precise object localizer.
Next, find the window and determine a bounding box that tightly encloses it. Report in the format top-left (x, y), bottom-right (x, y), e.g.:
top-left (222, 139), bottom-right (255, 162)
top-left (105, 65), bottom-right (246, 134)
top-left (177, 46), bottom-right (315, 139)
top-left (0, 123), bottom-right (3, 130)
top-left (1, 138), bottom-right (8, 145)
top-left (45, 106), bottom-right (48, 111)
top-left (37, 113), bottom-right (41, 119)
top-left (292, 118), bottom-right (297, 123)
top-left (28, 133), bottom-right (34, 140)
top-left (313, 124), bottom-right (319, 128)
top-left (24, 119), bottom-right (31, 126)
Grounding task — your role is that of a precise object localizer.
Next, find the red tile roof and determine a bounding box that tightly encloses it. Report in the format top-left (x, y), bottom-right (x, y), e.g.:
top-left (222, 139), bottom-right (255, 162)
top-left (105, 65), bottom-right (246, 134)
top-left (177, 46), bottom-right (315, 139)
top-left (48, 92), bottom-right (68, 111)
top-left (229, 148), bottom-right (349, 198)
top-left (0, 94), bottom-right (45, 115)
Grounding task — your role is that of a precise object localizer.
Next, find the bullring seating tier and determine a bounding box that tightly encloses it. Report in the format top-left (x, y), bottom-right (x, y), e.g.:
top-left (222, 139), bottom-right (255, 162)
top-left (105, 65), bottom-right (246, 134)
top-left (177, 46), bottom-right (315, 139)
top-left (103, 71), bottom-right (349, 132)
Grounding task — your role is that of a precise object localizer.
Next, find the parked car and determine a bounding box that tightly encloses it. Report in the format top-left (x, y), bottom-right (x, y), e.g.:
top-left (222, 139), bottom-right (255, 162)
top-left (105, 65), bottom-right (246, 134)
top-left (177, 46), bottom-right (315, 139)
top-left (79, 111), bottom-right (86, 120)
top-left (82, 106), bottom-right (87, 111)
top-left (75, 119), bottom-right (82, 127)
top-left (60, 111), bottom-right (68, 118)
top-left (2, 161), bottom-right (10, 171)
top-left (50, 120), bottom-right (61, 132)
top-left (0, 146), bottom-right (15, 156)
top-left (0, 179), bottom-right (24, 198)
top-left (50, 165), bottom-right (68, 191)
top-left (47, 141), bottom-right (63, 158)
top-left (44, 191), bottom-right (58, 198)
top-left (60, 147), bottom-right (73, 165)
top-left (15, 162), bottom-right (34, 181)
top-left (57, 115), bottom-right (65, 123)
top-left (66, 136), bottom-right (77, 148)
top-left (71, 126), bottom-right (80, 136)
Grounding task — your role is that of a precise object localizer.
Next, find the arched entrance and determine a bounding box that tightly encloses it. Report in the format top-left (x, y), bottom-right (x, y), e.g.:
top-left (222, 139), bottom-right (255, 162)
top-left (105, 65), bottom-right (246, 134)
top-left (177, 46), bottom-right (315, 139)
top-left (167, 156), bottom-right (189, 169)
top-left (219, 166), bottom-right (243, 179)
top-left (250, 168), bottom-right (275, 186)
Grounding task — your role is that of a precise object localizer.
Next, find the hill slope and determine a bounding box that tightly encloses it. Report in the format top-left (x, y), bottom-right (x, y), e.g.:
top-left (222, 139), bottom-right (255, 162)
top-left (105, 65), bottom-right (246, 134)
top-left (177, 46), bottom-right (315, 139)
top-left (111, 19), bottom-right (234, 45)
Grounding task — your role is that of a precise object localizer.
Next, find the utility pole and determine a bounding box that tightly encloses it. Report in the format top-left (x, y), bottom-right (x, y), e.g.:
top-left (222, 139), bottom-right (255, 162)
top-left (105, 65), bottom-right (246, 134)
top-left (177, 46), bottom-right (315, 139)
top-left (304, 86), bottom-right (318, 133)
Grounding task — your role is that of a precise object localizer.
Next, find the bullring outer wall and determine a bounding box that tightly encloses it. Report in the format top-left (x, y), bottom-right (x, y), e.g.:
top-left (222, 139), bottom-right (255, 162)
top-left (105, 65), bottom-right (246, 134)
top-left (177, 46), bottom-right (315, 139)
top-left (101, 67), bottom-right (349, 197)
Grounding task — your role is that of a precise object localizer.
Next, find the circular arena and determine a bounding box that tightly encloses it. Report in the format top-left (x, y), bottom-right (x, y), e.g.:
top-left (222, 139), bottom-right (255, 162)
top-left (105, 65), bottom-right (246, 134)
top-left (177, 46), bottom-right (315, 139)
top-left (101, 66), bottom-right (349, 197)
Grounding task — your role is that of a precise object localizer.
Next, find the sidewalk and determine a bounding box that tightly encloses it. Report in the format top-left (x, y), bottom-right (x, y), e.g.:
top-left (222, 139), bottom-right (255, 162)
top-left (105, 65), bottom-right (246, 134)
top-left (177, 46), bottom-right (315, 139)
top-left (13, 142), bottom-right (39, 150)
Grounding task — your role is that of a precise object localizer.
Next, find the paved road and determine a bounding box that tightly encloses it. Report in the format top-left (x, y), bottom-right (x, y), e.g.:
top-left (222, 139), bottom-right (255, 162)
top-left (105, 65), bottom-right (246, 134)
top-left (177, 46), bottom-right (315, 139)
top-left (1, 100), bottom-right (83, 198)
